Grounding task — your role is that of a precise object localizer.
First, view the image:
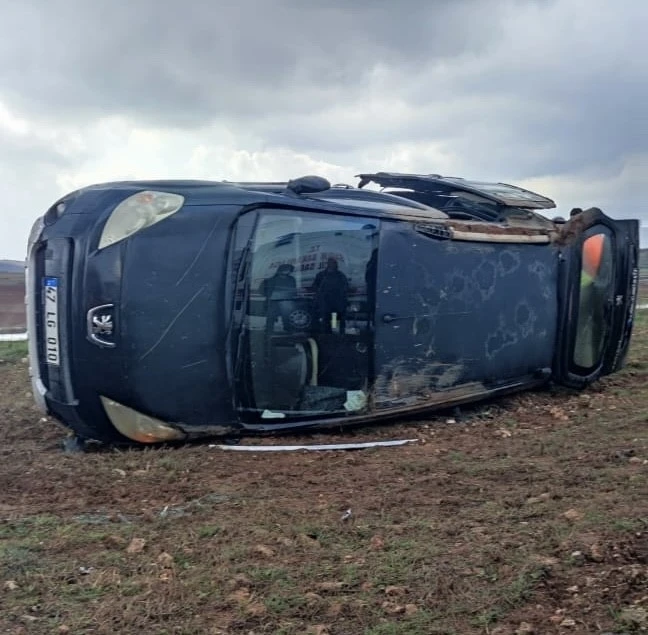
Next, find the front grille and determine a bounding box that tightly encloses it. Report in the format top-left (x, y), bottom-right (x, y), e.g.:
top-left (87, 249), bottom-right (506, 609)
top-left (33, 244), bottom-right (48, 390)
top-left (34, 238), bottom-right (76, 404)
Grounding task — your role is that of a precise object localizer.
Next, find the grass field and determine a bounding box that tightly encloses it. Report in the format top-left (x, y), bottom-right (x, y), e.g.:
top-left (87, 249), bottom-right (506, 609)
top-left (0, 339), bottom-right (27, 363)
top-left (1, 316), bottom-right (647, 634)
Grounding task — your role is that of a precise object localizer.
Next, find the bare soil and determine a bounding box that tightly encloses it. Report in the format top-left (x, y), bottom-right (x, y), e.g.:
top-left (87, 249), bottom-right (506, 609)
top-left (0, 274), bottom-right (26, 334)
top-left (1, 318), bottom-right (648, 634)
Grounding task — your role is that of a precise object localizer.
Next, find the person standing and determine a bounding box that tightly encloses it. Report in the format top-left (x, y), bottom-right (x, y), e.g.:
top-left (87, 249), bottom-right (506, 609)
top-left (313, 257), bottom-right (349, 334)
top-left (260, 263), bottom-right (297, 333)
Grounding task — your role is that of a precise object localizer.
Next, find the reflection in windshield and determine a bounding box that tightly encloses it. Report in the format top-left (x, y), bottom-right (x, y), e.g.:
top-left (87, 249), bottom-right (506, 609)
top-left (239, 210), bottom-right (378, 419)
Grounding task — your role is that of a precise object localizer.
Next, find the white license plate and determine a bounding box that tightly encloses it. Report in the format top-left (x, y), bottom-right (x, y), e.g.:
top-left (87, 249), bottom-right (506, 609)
top-left (43, 277), bottom-right (60, 366)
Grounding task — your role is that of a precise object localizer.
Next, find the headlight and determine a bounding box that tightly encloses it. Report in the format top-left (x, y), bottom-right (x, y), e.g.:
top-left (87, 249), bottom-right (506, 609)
top-left (100, 396), bottom-right (186, 443)
top-left (98, 190), bottom-right (184, 250)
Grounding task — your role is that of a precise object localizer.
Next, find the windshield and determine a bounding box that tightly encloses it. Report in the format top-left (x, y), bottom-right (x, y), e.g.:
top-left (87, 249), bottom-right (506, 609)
top-left (314, 194), bottom-right (447, 217)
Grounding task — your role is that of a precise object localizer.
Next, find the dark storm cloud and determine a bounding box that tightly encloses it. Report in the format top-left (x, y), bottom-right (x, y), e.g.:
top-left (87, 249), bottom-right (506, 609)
top-left (2, 0), bottom-right (645, 180)
top-left (228, 0), bottom-right (648, 180)
top-left (1, 0), bottom-right (647, 259)
top-left (0, 0), bottom-right (513, 125)
top-left (0, 131), bottom-right (75, 169)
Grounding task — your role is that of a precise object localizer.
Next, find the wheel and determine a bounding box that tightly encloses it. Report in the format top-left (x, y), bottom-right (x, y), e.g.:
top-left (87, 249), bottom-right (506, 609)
top-left (286, 306), bottom-right (313, 332)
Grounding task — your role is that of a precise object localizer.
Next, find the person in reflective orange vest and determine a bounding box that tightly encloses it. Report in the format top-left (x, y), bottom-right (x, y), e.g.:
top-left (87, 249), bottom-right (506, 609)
top-left (575, 234), bottom-right (606, 367)
top-left (581, 233), bottom-right (604, 286)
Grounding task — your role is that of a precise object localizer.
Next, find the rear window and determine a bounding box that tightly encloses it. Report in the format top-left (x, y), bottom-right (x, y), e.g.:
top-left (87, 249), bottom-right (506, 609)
top-left (314, 195), bottom-right (448, 218)
top-left (572, 231), bottom-right (614, 370)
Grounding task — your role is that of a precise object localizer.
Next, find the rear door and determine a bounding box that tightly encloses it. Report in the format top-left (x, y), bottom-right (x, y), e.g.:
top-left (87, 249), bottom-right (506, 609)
top-left (372, 221), bottom-right (559, 409)
top-left (553, 209), bottom-right (639, 388)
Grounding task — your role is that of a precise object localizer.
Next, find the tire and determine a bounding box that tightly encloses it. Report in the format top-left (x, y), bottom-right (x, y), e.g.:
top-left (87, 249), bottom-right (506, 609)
top-left (285, 306), bottom-right (313, 332)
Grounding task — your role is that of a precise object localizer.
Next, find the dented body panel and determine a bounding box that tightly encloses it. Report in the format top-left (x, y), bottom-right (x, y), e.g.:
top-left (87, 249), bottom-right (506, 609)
top-left (25, 176), bottom-right (639, 445)
top-left (373, 223), bottom-right (558, 407)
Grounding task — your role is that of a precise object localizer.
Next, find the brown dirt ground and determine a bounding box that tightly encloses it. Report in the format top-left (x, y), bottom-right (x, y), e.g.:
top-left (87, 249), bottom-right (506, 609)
top-left (0, 274), bottom-right (26, 333)
top-left (1, 317), bottom-right (648, 634)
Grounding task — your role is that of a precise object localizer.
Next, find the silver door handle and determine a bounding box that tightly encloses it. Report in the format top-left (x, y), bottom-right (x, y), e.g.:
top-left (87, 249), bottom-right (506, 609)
top-left (382, 313), bottom-right (411, 323)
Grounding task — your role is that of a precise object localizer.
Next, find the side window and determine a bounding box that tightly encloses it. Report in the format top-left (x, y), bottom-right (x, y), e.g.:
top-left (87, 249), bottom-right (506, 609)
top-left (572, 230), bottom-right (614, 370)
top-left (249, 211), bottom-right (378, 334)
top-left (240, 208), bottom-right (379, 417)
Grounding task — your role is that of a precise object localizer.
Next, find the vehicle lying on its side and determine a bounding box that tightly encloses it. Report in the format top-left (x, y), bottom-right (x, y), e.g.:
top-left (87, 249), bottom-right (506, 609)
top-left (25, 173), bottom-right (639, 445)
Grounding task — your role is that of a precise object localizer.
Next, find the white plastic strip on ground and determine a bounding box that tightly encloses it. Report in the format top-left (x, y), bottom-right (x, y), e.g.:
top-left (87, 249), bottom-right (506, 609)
top-left (0, 332), bottom-right (27, 341)
top-left (209, 439), bottom-right (419, 452)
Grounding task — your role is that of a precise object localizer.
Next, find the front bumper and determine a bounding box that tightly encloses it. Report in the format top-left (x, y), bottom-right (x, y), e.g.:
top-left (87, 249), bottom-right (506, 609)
top-left (26, 219), bottom-right (78, 417)
top-left (26, 216), bottom-right (47, 413)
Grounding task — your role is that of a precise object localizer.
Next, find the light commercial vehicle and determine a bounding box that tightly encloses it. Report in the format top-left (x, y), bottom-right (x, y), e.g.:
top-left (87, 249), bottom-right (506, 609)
top-left (25, 174), bottom-right (639, 445)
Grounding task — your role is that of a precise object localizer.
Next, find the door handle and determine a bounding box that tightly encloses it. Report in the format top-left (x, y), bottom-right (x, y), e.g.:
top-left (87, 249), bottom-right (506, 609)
top-left (382, 313), bottom-right (440, 323)
top-left (382, 313), bottom-right (410, 323)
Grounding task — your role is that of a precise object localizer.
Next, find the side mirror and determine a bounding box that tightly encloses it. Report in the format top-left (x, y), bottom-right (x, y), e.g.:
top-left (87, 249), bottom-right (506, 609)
top-left (285, 176), bottom-right (331, 196)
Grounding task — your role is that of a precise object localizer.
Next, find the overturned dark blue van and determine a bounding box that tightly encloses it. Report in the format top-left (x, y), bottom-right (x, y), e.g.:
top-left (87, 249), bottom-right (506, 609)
top-left (25, 174), bottom-right (639, 445)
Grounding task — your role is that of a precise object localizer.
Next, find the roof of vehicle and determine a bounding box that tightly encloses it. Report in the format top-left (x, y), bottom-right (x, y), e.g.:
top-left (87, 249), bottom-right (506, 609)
top-left (226, 179), bottom-right (449, 217)
top-left (61, 176), bottom-right (450, 223)
top-left (57, 174), bottom-right (561, 228)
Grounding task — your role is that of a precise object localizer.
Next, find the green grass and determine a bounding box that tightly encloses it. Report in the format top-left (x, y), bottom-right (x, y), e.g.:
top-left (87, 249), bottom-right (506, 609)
top-left (0, 339), bottom-right (28, 362)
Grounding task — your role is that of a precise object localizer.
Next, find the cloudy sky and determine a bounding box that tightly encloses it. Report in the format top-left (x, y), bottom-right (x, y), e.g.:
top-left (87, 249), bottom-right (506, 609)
top-left (0, 0), bottom-right (646, 259)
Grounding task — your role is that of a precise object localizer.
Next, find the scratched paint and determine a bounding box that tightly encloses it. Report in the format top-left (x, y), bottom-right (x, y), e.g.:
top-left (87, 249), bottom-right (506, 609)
top-left (119, 208), bottom-right (234, 426)
top-left (497, 249), bottom-right (521, 276)
top-left (374, 224), bottom-right (559, 401)
top-left (373, 359), bottom-right (465, 401)
top-left (527, 260), bottom-right (554, 300)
